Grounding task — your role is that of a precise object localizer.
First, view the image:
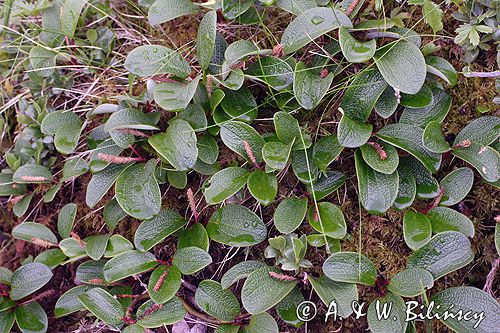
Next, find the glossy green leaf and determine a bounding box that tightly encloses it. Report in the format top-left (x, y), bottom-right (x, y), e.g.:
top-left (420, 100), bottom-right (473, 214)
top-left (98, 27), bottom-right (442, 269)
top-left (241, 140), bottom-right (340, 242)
top-left (54, 285), bottom-right (93, 318)
top-left (154, 76), bottom-right (200, 111)
top-left (393, 163), bottom-right (417, 208)
top-left (307, 171), bottom-right (346, 200)
top-left (399, 87), bottom-right (452, 127)
top-left (221, 0), bottom-right (254, 19)
top-left (340, 68), bottom-right (387, 122)
top-left (136, 297), bottom-right (186, 328)
top-left (291, 148), bottom-right (317, 184)
top-left (452, 143), bottom-right (500, 182)
top-left (399, 84), bottom-right (433, 108)
top-left (355, 150), bottom-right (399, 214)
top-left (10, 263), bottom-right (53, 301)
top-left (220, 121), bottom-right (264, 163)
top-left (103, 199), bottom-right (127, 231)
top-left (426, 56), bottom-right (458, 86)
top-left (220, 260), bottom-right (267, 289)
top-left (247, 170), bottom-right (277, 205)
top-left (207, 205), bottom-right (267, 247)
top-left (78, 288), bottom-right (124, 326)
top-left (0, 173), bottom-right (27, 196)
top-left (148, 0), bottom-right (197, 25)
top-left (453, 116), bottom-right (500, 147)
top-left (203, 167), bottom-right (250, 204)
top-left (172, 246), bottom-right (212, 275)
top-left (274, 197), bottom-right (308, 234)
top-left (427, 207), bottom-right (475, 237)
top-left (407, 231), bottom-right (474, 279)
top-left (34, 249), bottom-right (66, 269)
top-left (195, 280), bottom-right (240, 321)
top-left (274, 111), bottom-right (308, 150)
top-left (374, 86), bottom-right (398, 118)
top-left (337, 114), bottom-right (372, 148)
top-left (281, 7), bottom-right (352, 54)
top-left (197, 11), bottom-right (217, 70)
top-left (197, 134), bottom-right (219, 165)
top-left (430, 287), bottom-right (500, 333)
top-left (439, 167), bottom-right (473, 206)
top-left (41, 111), bottom-right (82, 154)
top-left (245, 56), bottom-right (294, 91)
top-left (241, 266), bottom-right (297, 314)
top-left (307, 202), bottom-right (346, 239)
top-left (400, 156), bottom-right (440, 199)
top-left (374, 40), bottom-right (426, 94)
top-left (134, 209), bottom-right (187, 251)
top-left (339, 26), bottom-right (376, 63)
top-left (15, 302), bottom-right (48, 333)
top-left (59, 238), bottom-right (86, 259)
top-left (377, 123), bottom-right (441, 173)
top-left (293, 61), bottom-right (334, 110)
top-left (76, 260), bottom-right (106, 285)
top-left (177, 103), bottom-right (208, 130)
top-left (103, 250), bottom-right (157, 283)
top-left (387, 268), bottom-right (434, 297)
top-left (312, 135), bottom-right (343, 171)
top-left (323, 251), bottom-right (377, 286)
top-left (57, 203), bottom-right (76, 239)
top-left (148, 119), bottom-right (198, 171)
top-left (0, 310), bottom-right (14, 333)
top-left (360, 142), bottom-right (399, 174)
top-left (86, 164), bottom-right (127, 208)
top-left (104, 235), bottom-right (134, 258)
top-left (13, 164), bottom-right (53, 184)
top-left (12, 222), bottom-right (58, 245)
top-left (403, 210), bottom-right (432, 251)
top-left (104, 109), bottom-right (160, 132)
top-left (125, 45), bottom-right (190, 78)
top-left (224, 40), bottom-right (270, 67)
top-left (367, 293), bottom-right (407, 333)
top-left (148, 265), bottom-right (181, 304)
top-left (177, 223), bottom-right (210, 251)
top-left (85, 234), bottom-right (110, 261)
top-left (220, 86), bottom-right (258, 122)
top-left (422, 121), bottom-right (451, 153)
top-left (308, 275), bottom-right (358, 318)
top-left (262, 141), bottom-right (291, 170)
top-left (115, 161), bottom-right (161, 220)
top-left (241, 312), bottom-right (279, 333)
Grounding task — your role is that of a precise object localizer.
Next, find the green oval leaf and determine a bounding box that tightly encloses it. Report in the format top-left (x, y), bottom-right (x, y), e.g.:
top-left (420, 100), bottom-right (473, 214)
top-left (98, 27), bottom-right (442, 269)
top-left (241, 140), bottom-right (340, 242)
top-left (220, 121), bottom-right (265, 163)
top-left (439, 167), bottom-right (473, 206)
top-left (41, 111), bottom-right (83, 154)
top-left (12, 222), bottom-right (58, 246)
top-left (13, 165), bottom-right (53, 184)
top-left (360, 142), bottom-right (399, 174)
top-left (422, 121), bottom-right (451, 153)
top-left (399, 87), bottom-right (452, 128)
top-left (54, 285), bottom-right (93, 318)
top-left (10, 263), bottom-right (53, 301)
top-left (203, 167), bottom-right (250, 204)
top-left (400, 84), bottom-right (433, 108)
top-left (337, 114), bottom-right (372, 148)
top-left (154, 76), bottom-right (200, 111)
top-left (308, 275), bottom-right (358, 318)
top-left (220, 86), bottom-right (258, 122)
top-left (427, 207), bottom-right (475, 237)
top-left (177, 223), bottom-right (210, 251)
top-left (367, 293), bottom-right (407, 333)
top-left (273, 197), bottom-right (308, 234)
top-left (172, 247), bottom-right (212, 275)
top-left (197, 11), bottom-right (217, 70)
top-left (339, 26), bottom-right (376, 63)
top-left (241, 312), bottom-right (279, 333)
top-left (85, 234), bottom-right (110, 261)
top-left (454, 116), bottom-right (500, 147)
top-left (403, 210), bottom-right (432, 251)
top-left (148, 0), bottom-right (197, 25)
top-left (452, 143), bottom-right (500, 182)
top-left (262, 141), bottom-right (291, 170)
top-left (86, 164), bottom-right (127, 208)
top-left (195, 280), bottom-right (240, 321)
top-left (148, 265), bottom-right (181, 304)
top-left (387, 268), bottom-right (434, 297)
top-left (136, 297), bottom-right (186, 328)
top-left (78, 288), bottom-right (124, 326)
top-left (247, 170), bottom-right (278, 206)
top-left (293, 61), bottom-right (334, 110)
top-left (15, 302), bottom-right (48, 333)
top-left (312, 135), bottom-right (343, 171)
top-left (425, 56), bottom-right (458, 86)
top-left (103, 250), bottom-right (157, 283)
top-left (407, 231), bottom-right (474, 279)
top-left (307, 202), bottom-right (346, 239)
top-left (220, 260), bottom-right (267, 289)
top-left (207, 205), bottom-right (267, 247)
top-left (323, 251), bottom-right (377, 286)
top-left (57, 203), bottom-right (76, 239)
top-left (104, 235), bottom-right (134, 258)
top-left (125, 45), bottom-right (190, 78)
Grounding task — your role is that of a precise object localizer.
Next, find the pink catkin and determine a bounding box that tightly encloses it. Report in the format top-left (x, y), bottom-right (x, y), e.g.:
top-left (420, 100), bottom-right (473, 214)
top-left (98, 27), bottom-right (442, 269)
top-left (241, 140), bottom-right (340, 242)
top-left (320, 69), bottom-right (329, 79)
top-left (20, 176), bottom-right (47, 182)
top-left (118, 128), bottom-right (149, 138)
top-left (243, 140), bottom-right (260, 169)
top-left (97, 153), bottom-right (144, 164)
top-left (71, 232), bottom-right (86, 248)
top-left (453, 139), bottom-right (471, 149)
top-left (272, 44), bottom-right (284, 57)
top-left (187, 188), bottom-right (198, 222)
top-left (367, 142), bottom-right (387, 160)
top-left (153, 268), bottom-right (169, 292)
top-left (137, 303), bottom-right (163, 321)
top-left (31, 237), bottom-right (56, 248)
top-left (268, 271), bottom-right (297, 281)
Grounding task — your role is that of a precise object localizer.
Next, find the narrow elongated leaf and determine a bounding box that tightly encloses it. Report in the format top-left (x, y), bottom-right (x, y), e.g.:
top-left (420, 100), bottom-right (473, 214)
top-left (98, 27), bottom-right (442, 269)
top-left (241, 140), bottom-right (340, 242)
top-left (242, 266), bottom-right (297, 314)
top-left (172, 247), bottom-right (212, 275)
top-left (374, 40), bottom-right (426, 94)
top-left (78, 288), bottom-right (124, 326)
top-left (399, 87), bottom-right (452, 127)
top-left (293, 61), bottom-right (334, 110)
top-left (197, 11), bottom-right (217, 70)
top-left (427, 207), bottom-right (475, 237)
top-left (15, 302), bottom-right (48, 333)
top-left (307, 202), bottom-right (346, 239)
top-left (339, 26), bottom-right (376, 63)
top-left (377, 123), bottom-right (442, 173)
top-left (148, 0), bottom-right (196, 25)
top-left (387, 268), bottom-right (434, 297)
top-left (221, 261), bottom-right (267, 289)
top-left (103, 250), bottom-right (157, 283)
top-left (154, 76), bottom-right (200, 111)
top-left (195, 280), bottom-right (240, 321)
top-left (10, 263), bottom-right (53, 301)
top-left (134, 209), bottom-right (187, 251)
top-left (340, 68), bottom-right (387, 122)
top-left (207, 205), bottom-right (267, 247)
top-left (423, 121), bottom-right (451, 153)
top-left (247, 170), bottom-right (277, 205)
top-left (57, 203), bottom-right (76, 239)
top-left (367, 293), bottom-right (407, 333)
top-left (220, 121), bottom-right (265, 163)
top-left (203, 167), bottom-right (249, 204)
top-left (407, 231), bottom-right (474, 279)
top-left (439, 167), bottom-right (473, 206)
top-left (308, 276), bottom-right (358, 318)
top-left (148, 119), bottom-right (198, 171)
top-left (281, 7), bottom-right (352, 54)
top-left (337, 114), bottom-right (372, 148)
top-left (403, 210), bottom-right (432, 251)
top-left (115, 161), bottom-right (161, 220)
top-left (148, 265), bottom-right (181, 304)
top-left (323, 252), bottom-right (377, 286)
top-left (355, 150), bottom-right (399, 214)
top-left (430, 287), bottom-right (500, 333)
top-left (274, 197), bottom-right (308, 234)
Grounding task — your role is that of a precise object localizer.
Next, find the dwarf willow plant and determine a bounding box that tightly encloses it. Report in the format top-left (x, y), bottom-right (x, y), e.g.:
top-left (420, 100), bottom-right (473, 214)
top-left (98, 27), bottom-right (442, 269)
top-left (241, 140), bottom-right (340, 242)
top-left (1, 0), bottom-right (500, 332)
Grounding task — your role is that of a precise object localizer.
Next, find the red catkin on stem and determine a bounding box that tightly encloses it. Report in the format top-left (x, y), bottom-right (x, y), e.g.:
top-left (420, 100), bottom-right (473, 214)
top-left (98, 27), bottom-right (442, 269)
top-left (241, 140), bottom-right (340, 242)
top-left (97, 153), bottom-right (144, 164)
top-left (268, 272), bottom-right (297, 281)
top-left (153, 267), bottom-right (169, 292)
top-left (243, 140), bottom-right (260, 169)
top-left (187, 188), bottom-right (199, 223)
top-left (367, 142), bottom-right (387, 160)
